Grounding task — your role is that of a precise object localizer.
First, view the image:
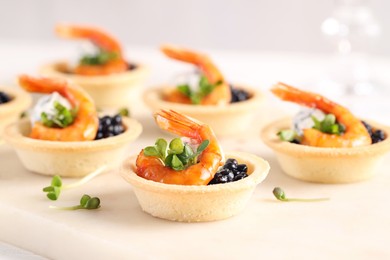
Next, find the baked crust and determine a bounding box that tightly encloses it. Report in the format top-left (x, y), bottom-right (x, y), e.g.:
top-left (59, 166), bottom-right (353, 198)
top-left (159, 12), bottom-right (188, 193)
top-left (261, 117), bottom-right (390, 183)
top-left (120, 151), bottom-right (270, 222)
top-left (3, 117), bottom-right (142, 177)
top-left (143, 86), bottom-right (264, 136)
top-left (40, 61), bottom-right (149, 110)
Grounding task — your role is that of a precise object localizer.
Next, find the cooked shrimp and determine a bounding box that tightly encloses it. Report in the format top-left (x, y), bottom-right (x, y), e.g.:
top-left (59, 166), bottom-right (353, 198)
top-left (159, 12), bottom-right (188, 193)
top-left (136, 110), bottom-right (224, 185)
top-left (161, 45), bottom-right (231, 105)
top-left (271, 82), bottom-right (371, 147)
top-left (18, 75), bottom-right (98, 141)
top-left (56, 24), bottom-right (128, 75)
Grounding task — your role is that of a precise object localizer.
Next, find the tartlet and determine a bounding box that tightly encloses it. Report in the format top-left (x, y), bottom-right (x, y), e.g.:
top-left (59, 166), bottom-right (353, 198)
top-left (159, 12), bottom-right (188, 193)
top-left (4, 117), bottom-right (142, 177)
top-left (121, 151), bottom-right (270, 222)
top-left (144, 85), bottom-right (264, 136)
top-left (40, 62), bottom-right (149, 110)
top-left (0, 87), bottom-right (31, 137)
top-left (261, 117), bottom-right (390, 183)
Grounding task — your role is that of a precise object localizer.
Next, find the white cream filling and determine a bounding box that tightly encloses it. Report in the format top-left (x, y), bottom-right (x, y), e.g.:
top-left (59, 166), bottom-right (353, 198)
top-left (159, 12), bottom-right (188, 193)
top-left (30, 92), bottom-right (72, 125)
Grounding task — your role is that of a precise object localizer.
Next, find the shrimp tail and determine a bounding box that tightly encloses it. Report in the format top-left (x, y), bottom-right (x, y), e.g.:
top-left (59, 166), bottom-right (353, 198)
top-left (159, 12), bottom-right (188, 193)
top-left (160, 44), bottom-right (224, 84)
top-left (18, 75), bottom-right (77, 106)
top-left (154, 110), bottom-right (202, 142)
top-left (56, 24), bottom-right (122, 54)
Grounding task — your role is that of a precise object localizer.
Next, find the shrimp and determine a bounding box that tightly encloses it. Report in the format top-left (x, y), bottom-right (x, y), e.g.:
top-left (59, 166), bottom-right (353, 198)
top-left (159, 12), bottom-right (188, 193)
top-left (136, 110), bottom-right (224, 185)
top-left (271, 82), bottom-right (371, 148)
top-left (18, 75), bottom-right (98, 141)
top-left (160, 45), bottom-right (231, 105)
top-left (55, 24), bottom-right (128, 75)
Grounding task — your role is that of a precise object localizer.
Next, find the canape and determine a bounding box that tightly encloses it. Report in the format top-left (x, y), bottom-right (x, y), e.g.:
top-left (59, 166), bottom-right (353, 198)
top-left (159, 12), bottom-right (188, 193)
top-left (0, 87), bottom-right (31, 137)
top-left (261, 83), bottom-right (390, 183)
top-left (120, 110), bottom-right (270, 222)
top-left (3, 75), bottom-right (142, 177)
top-left (143, 45), bottom-right (264, 136)
top-left (40, 24), bottom-right (149, 110)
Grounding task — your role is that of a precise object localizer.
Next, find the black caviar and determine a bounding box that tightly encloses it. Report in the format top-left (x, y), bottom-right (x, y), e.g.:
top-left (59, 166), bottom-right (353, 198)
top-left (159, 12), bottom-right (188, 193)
top-left (95, 114), bottom-right (125, 140)
top-left (127, 63), bottom-right (137, 71)
top-left (230, 85), bottom-right (250, 103)
top-left (0, 91), bottom-right (11, 104)
top-left (208, 158), bottom-right (249, 185)
top-left (362, 121), bottom-right (385, 144)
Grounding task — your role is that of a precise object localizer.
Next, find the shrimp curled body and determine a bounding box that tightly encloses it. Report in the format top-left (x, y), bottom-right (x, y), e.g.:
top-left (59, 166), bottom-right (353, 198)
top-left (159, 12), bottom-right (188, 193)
top-left (136, 110), bottom-right (224, 185)
top-left (161, 45), bottom-right (231, 105)
top-left (18, 75), bottom-right (98, 141)
top-left (271, 82), bottom-right (371, 148)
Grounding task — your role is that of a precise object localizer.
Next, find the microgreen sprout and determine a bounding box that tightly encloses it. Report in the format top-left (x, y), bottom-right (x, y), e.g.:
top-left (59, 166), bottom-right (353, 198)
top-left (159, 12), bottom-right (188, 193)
top-left (118, 107), bottom-right (130, 117)
top-left (41, 101), bottom-right (78, 128)
top-left (144, 138), bottom-right (209, 171)
top-left (277, 129), bottom-right (299, 142)
top-left (43, 166), bottom-right (107, 200)
top-left (273, 187), bottom-right (329, 202)
top-left (80, 49), bottom-right (119, 66)
top-left (312, 114), bottom-right (345, 135)
top-left (177, 75), bottom-right (222, 104)
top-left (49, 194), bottom-right (101, 210)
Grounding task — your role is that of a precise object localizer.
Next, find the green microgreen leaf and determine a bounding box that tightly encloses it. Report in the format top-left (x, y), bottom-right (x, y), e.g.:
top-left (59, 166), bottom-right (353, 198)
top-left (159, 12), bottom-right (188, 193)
top-left (42, 166), bottom-right (106, 201)
top-left (277, 130), bottom-right (297, 142)
top-left (49, 194), bottom-right (101, 211)
top-left (273, 187), bottom-right (329, 202)
top-left (155, 138), bottom-right (168, 158)
top-left (177, 85), bottom-right (191, 97)
top-left (311, 114), bottom-right (345, 135)
top-left (196, 140), bottom-right (209, 154)
top-left (51, 175), bottom-right (62, 187)
top-left (41, 101), bottom-right (77, 129)
top-left (169, 138), bottom-right (184, 154)
top-left (80, 50), bottom-right (119, 66)
top-left (118, 108), bottom-right (130, 117)
top-left (175, 75), bottom-right (219, 105)
top-left (144, 146), bottom-right (160, 157)
top-left (144, 138), bottom-right (210, 171)
top-left (171, 155), bottom-right (184, 170)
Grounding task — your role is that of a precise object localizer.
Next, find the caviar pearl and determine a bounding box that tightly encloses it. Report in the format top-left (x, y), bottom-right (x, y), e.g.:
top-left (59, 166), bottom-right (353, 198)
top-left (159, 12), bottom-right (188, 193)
top-left (362, 121), bottom-right (385, 144)
top-left (0, 91), bottom-right (11, 104)
top-left (95, 114), bottom-right (125, 140)
top-left (208, 158), bottom-right (249, 185)
top-left (230, 85), bottom-right (250, 103)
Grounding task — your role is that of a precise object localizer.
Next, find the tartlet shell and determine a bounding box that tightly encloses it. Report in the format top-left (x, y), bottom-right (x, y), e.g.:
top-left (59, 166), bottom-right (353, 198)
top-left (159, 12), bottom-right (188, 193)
top-left (0, 87), bottom-right (31, 137)
top-left (40, 61), bottom-right (149, 110)
top-left (120, 151), bottom-right (270, 222)
top-left (143, 86), bottom-right (264, 136)
top-left (3, 117), bottom-right (142, 177)
top-left (261, 117), bottom-right (390, 184)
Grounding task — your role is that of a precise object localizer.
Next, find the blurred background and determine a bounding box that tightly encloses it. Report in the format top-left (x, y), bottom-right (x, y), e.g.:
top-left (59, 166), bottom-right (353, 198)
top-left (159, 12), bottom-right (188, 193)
top-left (0, 0), bottom-right (388, 55)
top-left (0, 0), bottom-right (389, 98)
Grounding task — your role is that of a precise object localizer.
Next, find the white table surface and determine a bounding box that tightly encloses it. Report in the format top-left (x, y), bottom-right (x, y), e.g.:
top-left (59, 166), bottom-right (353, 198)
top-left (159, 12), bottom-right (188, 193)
top-left (1, 43), bottom-right (390, 259)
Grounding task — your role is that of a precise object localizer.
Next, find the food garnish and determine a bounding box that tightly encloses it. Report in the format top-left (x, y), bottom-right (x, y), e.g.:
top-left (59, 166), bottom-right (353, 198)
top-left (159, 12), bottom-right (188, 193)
top-left (273, 187), bottom-right (329, 202)
top-left (19, 75), bottom-right (98, 141)
top-left (136, 110), bottom-right (223, 185)
top-left (55, 24), bottom-right (128, 75)
top-left (49, 194), bottom-right (101, 210)
top-left (144, 138), bottom-right (209, 171)
top-left (43, 166), bottom-right (106, 200)
top-left (0, 91), bottom-right (11, 104)
top-left (272, 82), bottom-right (371, 147)
top-left (80, 49), bottom-right (119, 66)
top-left (177, 75), bottom-right (222, 105)
top-left (40, 101), bottom-right (77, 128)
top-left (161, 45), bottom-right (231, 105)
top-left (208, 158), bottom-right (249, 185)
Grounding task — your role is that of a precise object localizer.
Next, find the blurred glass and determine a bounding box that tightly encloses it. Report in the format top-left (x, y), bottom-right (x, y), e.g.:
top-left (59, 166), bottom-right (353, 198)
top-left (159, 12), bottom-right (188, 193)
top-left (321, 0), bottom-right (381, 95)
